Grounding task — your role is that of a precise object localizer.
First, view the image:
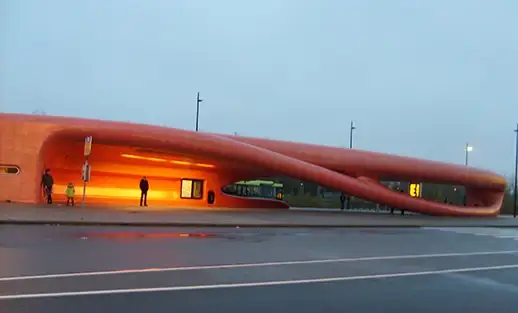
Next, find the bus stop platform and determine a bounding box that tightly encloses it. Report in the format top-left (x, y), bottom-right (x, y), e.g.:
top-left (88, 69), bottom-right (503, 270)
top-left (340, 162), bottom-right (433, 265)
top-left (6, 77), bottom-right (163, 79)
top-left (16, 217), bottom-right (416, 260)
top-left (0, 203), bottom-right (517, 228)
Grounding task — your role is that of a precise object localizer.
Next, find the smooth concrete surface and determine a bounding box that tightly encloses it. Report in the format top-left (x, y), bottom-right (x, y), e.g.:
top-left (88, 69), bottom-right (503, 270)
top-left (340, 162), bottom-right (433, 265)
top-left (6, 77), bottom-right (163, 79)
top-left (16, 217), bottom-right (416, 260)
top-left (1, 225), bottom-right (518, 312)
top-left (0, 204), bottom-right (517, 227)
top-left (1, 113), bottom-right (506, 217)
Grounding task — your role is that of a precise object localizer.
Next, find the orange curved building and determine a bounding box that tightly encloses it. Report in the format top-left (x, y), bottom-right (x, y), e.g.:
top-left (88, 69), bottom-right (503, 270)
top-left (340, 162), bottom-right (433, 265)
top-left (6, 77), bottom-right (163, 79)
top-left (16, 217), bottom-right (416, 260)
top-left (0, 113), bottom-right (507, 216)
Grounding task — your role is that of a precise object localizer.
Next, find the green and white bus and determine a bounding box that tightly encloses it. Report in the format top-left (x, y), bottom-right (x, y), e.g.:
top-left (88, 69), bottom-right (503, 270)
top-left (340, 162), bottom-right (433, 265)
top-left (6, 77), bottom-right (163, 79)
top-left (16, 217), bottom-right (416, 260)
top-left (224, 180), bottom-right (284, 200)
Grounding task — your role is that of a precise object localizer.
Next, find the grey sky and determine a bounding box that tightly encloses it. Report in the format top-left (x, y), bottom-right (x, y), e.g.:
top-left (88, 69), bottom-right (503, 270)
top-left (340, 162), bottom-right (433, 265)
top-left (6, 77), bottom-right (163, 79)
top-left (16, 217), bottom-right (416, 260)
top-left (1, 0), bottom-right (517, 176)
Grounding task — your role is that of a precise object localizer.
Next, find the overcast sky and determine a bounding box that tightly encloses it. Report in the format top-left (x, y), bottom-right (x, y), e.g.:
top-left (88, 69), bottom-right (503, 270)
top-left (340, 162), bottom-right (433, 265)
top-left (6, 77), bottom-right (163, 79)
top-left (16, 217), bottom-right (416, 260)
top-left (1, 0), bottom-right (517, 176)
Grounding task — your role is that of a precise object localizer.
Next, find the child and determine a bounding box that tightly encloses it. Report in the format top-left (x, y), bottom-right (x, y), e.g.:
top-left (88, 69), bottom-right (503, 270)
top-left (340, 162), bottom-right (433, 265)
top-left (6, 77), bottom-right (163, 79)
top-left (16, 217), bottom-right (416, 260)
top-left (64, 182), bottom-right (75, 206)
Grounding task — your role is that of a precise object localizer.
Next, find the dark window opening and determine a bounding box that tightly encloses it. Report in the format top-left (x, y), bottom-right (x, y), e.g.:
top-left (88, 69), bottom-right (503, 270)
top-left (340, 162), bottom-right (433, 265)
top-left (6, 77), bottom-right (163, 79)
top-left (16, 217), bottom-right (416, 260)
top-left (0, 165), bottom-right (20, 175)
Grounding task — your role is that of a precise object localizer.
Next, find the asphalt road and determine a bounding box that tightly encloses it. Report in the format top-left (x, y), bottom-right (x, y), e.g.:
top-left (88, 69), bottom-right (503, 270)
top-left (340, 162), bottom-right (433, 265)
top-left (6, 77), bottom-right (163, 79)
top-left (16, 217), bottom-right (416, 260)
top-left (1, 225), bottom-right (518, 313)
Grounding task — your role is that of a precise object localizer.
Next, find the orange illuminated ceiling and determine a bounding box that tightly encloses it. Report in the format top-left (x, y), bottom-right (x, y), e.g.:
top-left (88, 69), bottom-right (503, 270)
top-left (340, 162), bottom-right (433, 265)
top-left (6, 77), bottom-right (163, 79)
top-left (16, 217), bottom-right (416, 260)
top-left (120, 154), bottom-right (215, 168)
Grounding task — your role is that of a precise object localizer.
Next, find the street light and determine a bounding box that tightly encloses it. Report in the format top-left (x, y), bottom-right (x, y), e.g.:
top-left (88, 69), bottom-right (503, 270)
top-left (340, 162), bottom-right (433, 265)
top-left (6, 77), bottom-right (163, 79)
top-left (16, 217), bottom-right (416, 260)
top-left (344, 120), bottom-right (356, 211)
top-left (462, 142), bottom-right (473, 206)
top-left (195, 92), bottom-right (203, 132)
top-left (513, 123), bottom-right (517, 218)
top-left (349, 121), bottom-right (356, 149)
top-left (465, 143), bottom-right (473, 166)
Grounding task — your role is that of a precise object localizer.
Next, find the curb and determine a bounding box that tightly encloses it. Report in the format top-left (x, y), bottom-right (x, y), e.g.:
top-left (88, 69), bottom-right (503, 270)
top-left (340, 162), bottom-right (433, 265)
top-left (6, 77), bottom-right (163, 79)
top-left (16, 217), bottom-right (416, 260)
top-left (1, 220), bottom-right (517, 228)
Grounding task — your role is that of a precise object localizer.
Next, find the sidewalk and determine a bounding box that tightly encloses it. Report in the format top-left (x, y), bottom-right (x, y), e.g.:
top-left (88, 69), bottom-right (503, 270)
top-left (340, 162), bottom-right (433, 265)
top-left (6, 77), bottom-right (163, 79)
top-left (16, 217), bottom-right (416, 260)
top-left (1, 203), bottom-right (517, 227)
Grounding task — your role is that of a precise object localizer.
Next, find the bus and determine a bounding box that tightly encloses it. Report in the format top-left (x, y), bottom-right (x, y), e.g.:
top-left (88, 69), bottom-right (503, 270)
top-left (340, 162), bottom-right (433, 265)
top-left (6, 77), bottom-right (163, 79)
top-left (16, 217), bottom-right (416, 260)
top-left (223, 180), bottom-right (284, 200)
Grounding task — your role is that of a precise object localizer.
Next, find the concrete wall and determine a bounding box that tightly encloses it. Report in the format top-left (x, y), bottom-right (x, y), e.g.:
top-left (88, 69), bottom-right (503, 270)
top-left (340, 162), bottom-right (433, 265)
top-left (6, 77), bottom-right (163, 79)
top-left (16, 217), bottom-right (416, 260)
top-left (0, 119), bottom-right (55, 203)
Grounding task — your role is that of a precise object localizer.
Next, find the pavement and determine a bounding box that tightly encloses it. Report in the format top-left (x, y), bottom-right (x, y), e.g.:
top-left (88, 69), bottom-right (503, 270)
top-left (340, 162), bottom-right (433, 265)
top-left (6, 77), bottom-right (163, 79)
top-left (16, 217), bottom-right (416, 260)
top-left (0, 203), bottom-right (518, 227)
top-left (1, 225), bottom-right (518, 312)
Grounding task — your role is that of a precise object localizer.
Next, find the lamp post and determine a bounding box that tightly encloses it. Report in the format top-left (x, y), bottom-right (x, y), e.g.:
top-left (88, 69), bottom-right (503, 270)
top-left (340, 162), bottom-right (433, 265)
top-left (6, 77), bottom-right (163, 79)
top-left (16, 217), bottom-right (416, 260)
top-left (463, 143), bottom-right (473, 206)
top-left (349, 121), bottom-right (356, 149)
top-left (465, 143), bottom-right (473, 166)
top-left (344, 121), bottom-right (356, 211)
top-left (514, 124), bottom-right (517, 218)
top-left (195, 92), bottom-right (203, 132)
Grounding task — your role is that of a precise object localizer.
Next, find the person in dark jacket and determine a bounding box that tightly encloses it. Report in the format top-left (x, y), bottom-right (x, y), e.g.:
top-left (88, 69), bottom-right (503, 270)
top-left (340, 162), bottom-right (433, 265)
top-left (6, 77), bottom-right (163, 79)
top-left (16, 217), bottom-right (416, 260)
top-left (139, 176), bottom-right (149, 207)
top-left (339, 193), bottom-right (346, 210)
top-left (41, 169), bottom-right (54, 204)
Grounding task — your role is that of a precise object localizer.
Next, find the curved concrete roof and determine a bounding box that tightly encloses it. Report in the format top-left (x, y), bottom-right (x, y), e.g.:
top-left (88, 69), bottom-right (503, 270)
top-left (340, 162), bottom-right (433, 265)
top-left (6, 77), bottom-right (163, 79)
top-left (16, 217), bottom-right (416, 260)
top-left (0, 113), bottom-right (506, 216)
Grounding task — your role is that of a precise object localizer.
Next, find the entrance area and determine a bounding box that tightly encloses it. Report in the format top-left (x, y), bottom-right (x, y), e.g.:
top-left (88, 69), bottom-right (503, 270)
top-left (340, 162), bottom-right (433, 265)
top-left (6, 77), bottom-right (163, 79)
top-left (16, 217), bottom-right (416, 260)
top-left (37, 134), bottom-right (288, 209)
top-left (40, 137), bottom-right (218, 206)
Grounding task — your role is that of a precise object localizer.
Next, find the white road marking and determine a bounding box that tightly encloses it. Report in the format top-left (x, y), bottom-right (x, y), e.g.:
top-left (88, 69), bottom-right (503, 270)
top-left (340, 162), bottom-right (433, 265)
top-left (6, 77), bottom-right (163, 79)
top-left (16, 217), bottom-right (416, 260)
top-left (1, 264), bottom-right (518, 300)
top-left (0, 250), bottom-right (516, 282)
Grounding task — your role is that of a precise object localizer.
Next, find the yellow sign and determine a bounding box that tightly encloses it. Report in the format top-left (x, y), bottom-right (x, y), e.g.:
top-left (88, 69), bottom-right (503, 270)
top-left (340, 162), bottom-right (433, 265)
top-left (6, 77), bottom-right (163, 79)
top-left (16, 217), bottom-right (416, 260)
top-left (409, 183), bottom-right (421, 198)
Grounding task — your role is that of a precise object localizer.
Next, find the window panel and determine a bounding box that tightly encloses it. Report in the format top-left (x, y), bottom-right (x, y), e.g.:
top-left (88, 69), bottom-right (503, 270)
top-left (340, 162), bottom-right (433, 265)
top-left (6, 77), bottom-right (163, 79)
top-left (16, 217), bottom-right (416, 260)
top-left (181, 179), bottom-right (204, 199)
top-left (181, 179), bottom-right (193, 198)
top-left (192, 180), bottom-right (203, 199)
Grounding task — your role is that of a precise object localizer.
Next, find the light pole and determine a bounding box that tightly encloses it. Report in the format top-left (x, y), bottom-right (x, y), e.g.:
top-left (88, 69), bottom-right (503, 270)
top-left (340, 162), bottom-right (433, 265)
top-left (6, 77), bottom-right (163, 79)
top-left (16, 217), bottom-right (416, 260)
top-left (463, 143), bottom-right (473, 206)
top-left (349, 121), bottom-right (356, 149)
top-left (344, 120), bottom-right (356, 211)
top-left (195, 92), bottom-right (203, 132)
top-left (464, 143), bottom-right (473, 166)
top-left (513, 123), bottom-right (517, 218)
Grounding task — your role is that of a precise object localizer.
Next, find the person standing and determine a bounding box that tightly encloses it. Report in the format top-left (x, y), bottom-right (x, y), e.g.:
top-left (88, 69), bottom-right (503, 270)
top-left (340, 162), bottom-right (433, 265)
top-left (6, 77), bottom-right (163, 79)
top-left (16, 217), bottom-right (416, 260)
top-left (139, 176), bottom-right (149, 207)
top-left (64, 182), bottom-right (76, 206)
top-left (41, 168), bottom-right (54, 204)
